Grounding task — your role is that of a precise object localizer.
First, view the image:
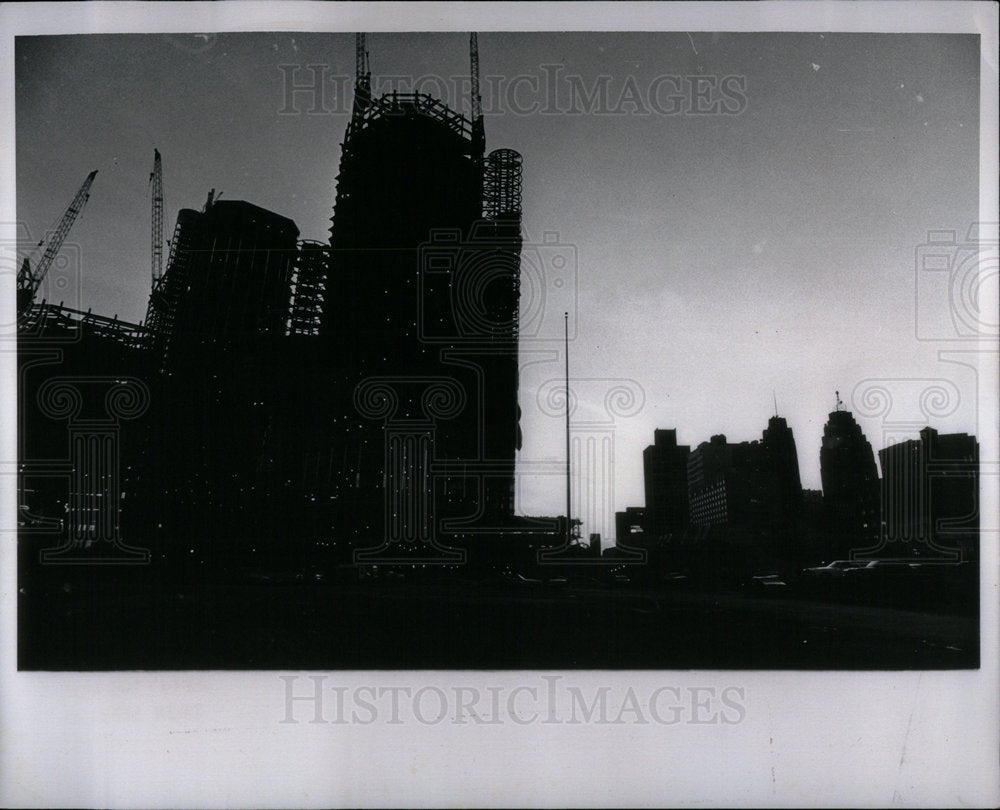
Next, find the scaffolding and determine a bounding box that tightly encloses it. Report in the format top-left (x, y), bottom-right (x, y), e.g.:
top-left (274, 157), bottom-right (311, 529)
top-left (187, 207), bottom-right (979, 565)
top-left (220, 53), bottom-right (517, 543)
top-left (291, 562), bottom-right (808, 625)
top-left (287, 240), bottom-right (328, 336)
top-left (483, 148), bottom-right (523, 220)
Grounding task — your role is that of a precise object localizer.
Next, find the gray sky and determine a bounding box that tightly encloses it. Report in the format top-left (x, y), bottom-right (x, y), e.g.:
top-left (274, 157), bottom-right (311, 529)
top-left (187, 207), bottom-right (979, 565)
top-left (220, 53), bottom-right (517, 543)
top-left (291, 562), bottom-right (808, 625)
top-left (15, 32), bottom-right (981, 539)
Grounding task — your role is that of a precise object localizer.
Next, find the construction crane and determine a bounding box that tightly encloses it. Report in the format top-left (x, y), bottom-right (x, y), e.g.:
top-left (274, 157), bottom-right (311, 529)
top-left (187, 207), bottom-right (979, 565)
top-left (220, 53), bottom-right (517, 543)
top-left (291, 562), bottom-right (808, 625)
top-left (352, 33), bottom-right (371, 119)
top-left (16, 170), bottom-right (97, 314)
top-left (150, 149), bottom-right (164, 285)
top-left (470, 33), bottom-right (482, 121)
top-left (470, 32), bottom-right (485, 157)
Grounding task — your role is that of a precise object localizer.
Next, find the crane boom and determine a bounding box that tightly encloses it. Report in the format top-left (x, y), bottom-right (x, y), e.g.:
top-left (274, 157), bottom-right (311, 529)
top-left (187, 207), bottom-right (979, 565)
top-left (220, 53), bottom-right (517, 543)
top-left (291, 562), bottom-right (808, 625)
top-left (470, 33), bottom-right (485, 158)
top-left (352, 33), bottom-right (371, 119)
top-left (17, 170), bottom-right (97, 313)
top-left (150, 149), bottom-right (164, 284)
top-left (470, 32), bottom-right (482, 122)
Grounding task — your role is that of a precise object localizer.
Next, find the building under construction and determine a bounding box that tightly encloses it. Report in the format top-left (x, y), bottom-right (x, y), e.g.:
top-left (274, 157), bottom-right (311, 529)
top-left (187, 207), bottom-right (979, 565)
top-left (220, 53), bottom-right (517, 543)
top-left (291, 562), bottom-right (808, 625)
top-left (19, 33), bottom-right (529, 566)
top-left (315, 33), bottom-right (525, 555)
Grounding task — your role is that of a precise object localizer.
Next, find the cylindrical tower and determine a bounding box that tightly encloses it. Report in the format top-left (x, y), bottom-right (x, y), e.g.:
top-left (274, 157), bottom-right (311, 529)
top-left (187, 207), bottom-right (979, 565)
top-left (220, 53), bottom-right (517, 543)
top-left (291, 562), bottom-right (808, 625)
top-left (483, 148), bottom-right (523, 220)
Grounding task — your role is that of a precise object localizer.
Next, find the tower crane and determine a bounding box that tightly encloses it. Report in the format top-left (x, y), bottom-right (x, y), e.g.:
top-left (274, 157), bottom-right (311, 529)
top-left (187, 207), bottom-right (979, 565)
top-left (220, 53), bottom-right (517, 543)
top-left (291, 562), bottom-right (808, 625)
top-left (470, 33), bottom-right (485, 157)
top-left (150, 149), bottom-right (164, 285)
top-left (352, 33), bottom-right (371, 119)
top-left (16, 170), bottom-right (97, 314)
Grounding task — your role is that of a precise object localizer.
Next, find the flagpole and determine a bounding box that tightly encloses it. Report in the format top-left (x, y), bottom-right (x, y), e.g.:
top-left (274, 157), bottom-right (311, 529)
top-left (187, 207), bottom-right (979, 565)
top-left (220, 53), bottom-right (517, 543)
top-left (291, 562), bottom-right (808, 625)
top-left (565, 311), bottom-right (571, 549)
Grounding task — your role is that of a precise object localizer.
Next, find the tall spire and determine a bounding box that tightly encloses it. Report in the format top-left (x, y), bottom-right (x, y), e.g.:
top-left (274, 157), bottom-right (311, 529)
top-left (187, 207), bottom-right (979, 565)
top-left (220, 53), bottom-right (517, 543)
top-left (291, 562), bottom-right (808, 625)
top-left (470, 33), bottom-right (485, 157)
top-left (353, 33), bottom-right (372, 120)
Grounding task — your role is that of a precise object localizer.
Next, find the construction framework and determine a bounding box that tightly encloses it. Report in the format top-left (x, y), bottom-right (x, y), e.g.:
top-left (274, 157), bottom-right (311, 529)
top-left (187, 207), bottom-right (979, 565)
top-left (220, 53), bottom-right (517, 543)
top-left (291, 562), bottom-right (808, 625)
top-left (20, 301), bottom-right (149, 350)
top-left (287, 240), bottom-right (328, 336)
top-left (483, 148), bottom-right (523, 220)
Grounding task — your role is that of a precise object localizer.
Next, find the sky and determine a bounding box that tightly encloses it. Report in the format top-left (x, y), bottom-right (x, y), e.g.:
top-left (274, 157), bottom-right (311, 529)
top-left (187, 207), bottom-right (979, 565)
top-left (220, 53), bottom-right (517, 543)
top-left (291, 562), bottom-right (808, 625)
top-left (14, 31), bottom-right (984, 540)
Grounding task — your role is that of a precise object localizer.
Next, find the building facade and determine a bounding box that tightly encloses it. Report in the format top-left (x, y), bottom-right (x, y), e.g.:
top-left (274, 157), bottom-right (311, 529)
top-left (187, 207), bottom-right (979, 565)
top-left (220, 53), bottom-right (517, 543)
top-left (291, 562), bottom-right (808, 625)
top-left (819, 407), bottom-right (880, 555)
top-left (642, 429), bottom-right (690, 540)
top-left (687, 434), bottom-right (765, 533)
top-left (879, 427), bottom-right (979, 560)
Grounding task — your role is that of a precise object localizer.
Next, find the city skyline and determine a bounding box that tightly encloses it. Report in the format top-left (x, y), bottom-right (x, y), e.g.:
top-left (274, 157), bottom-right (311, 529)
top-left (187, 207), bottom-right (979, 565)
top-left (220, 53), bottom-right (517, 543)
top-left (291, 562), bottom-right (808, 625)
top-left (14, 31), bottom-right (983, 541)
top-left (3, 3), bottom-right (996, 808)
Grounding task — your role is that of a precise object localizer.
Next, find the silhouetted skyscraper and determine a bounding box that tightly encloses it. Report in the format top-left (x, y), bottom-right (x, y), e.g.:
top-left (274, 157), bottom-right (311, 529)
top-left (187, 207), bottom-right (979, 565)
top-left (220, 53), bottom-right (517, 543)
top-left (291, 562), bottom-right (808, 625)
top-left (761, 415), bottom-right (804, 533)
top-left (642, 429), bottom-right (690, 540)
top-left (134, 197), bottom-right (304, 542)
top-left (148, 197), bottom-right (300, 370)
top-left (323, 38), bottom-right (523, 541)
top-left (820, 405), bottom-right (880, 554)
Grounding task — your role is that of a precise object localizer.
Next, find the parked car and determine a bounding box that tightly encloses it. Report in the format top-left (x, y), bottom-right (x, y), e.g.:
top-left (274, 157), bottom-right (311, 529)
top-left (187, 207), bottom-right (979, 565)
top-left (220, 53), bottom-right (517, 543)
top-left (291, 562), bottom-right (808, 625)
top-left (741, 570), bottom-right (789, 595)
top-left (802, 559), bottom-right (873, 577)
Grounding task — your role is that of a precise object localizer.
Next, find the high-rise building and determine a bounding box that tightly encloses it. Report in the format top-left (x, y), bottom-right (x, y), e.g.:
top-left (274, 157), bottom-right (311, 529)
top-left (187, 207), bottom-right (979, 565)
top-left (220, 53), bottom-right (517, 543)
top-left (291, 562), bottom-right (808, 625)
top-left (687, 434), bottom-right (765, 532)
top-left (760, 415), bottom-right (804, 532)
top-left (819, 404), bottom-right (880, 554)
top-left (642, 429), bottom-right (690, 539)
top-left (135, 196), bottom-right (303, 545)
top-left (879, 427), bottom-right (979, 559)
top-left (322, 35), bottom-right (523, 539)
top-left (685, 416), bottom-right (802, 538)
top-left (147, 197), bottom-right (300, 370)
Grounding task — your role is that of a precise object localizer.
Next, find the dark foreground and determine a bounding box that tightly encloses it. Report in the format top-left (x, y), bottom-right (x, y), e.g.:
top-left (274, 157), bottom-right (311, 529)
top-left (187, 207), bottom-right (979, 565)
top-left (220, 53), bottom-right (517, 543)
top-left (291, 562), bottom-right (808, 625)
top-left (19, 558), bottom-right (978, 670)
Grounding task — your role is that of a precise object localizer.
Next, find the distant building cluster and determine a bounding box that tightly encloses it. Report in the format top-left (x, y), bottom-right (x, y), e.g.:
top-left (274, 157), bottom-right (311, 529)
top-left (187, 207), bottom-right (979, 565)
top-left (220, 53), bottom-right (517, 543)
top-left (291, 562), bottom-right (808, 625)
top-left (614, 404), bottom-right (979, 579)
